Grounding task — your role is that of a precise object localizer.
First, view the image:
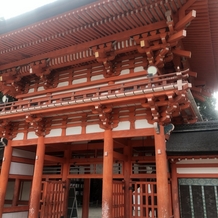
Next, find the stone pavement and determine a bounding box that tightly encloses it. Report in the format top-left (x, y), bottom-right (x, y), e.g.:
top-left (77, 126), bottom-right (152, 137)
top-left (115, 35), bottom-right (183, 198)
top-left (77, 206), bottom-right (102, 218)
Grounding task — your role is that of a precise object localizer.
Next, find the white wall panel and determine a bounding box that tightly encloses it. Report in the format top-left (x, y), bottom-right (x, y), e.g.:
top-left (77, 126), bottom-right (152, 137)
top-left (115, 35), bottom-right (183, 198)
top-left (27, 131), bottom-right (37, 139)
top-left (86, 124), bottom-right (104, 133)
top-left (91, 74), bottom-right (104, 81)
top-left (113, 121), bottom-right (130, 131)
top-left (66, 126), bottom-right (82, 135)
top-left (72, 78), bottom-right (87, 84)
top-left (45, 129), bottom-right (62, 137)
top-left (135, 119), bottom-right (153, 129)
top-left (13, 133), bottom-right (24, 140)
top-left (177, 167), bottom-right (218, 174)
top-left (3, 211), bottom-right (28, 218)
top-left (176, 159), bottom-right (218, 164)
top-left (57, 81), bottom-right (69, 87)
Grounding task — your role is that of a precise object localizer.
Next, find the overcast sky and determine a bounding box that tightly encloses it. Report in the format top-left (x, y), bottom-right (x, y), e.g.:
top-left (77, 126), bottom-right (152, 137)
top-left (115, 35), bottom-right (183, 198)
top-left (0, 0), bottom-right (57, 19)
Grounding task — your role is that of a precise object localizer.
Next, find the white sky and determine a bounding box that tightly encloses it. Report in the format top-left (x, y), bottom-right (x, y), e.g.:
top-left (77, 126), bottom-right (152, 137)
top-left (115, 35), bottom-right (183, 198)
top-left (0, 0), bottom-right (57, 19)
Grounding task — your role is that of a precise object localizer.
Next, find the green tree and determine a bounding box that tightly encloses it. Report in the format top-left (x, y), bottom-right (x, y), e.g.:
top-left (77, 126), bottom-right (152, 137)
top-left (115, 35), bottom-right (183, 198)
top-left (196, 96), bottom-right (218, 120)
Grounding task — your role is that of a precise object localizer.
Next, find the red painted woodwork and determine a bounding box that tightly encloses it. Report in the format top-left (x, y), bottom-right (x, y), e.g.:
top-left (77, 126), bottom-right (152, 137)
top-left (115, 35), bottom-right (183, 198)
top-left (102, 129), bottom-right (113, 218)
top-left (171, 163), bottom-right (180, 218)
top-left (0, 0), bottom-right (217, 217)
top-left (40, 181), bottom-right (66, 218)
top-left (130, 181), bottom-right (158, 218)
top-left (154, 125), bottom-right (170, 218)
top-left (112, 180), bottom-right (125, 218)
top-left (29, 136), bottom-right (45, 218)
top-left (124, 143), bottom-right (131, 218)
top-left (0, 140), bottom-right (12, 217)
top-left (82, 179), bottom-right (90, 218)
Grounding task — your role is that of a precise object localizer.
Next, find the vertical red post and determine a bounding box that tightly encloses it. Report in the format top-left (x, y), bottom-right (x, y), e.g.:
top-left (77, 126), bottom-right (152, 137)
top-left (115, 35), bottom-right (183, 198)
top-left (12, 179), bottom-right (21, 206)
top-left (0, 140), bottom-right (12, 217)
top-left (124, 140), bottom-right (131, 218)
top-left (171, 163), bottom-right (180, 218)
top-left (28, 136), bottom-right (45, 218)
top-left (62, 149), bottom-right (71, 217)
top-left (102, 129), bottom-right (113, 218)
top-left (154, 125), bottom-right (170, 218)
top-left (82, 179), bottom-right (90, 218)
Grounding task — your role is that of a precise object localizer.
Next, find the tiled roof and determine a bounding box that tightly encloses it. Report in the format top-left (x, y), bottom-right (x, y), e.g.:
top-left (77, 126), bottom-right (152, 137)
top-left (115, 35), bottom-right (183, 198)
top-left (167, 121), bottom-right (218, 154)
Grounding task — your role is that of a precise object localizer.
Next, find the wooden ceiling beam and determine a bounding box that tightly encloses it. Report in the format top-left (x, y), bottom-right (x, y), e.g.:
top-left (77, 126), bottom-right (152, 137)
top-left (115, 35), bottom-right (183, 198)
top-left (113, 151), bottom-right (126, 161)
top-left (44, 154), bottom-right (65, 164)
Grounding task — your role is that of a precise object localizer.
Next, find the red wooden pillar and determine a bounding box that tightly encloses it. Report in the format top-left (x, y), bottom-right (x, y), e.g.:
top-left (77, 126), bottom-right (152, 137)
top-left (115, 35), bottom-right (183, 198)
top-left (82, 179), bottom-right (90, 218)
top-left (28, 136), bottom-right (45, 218)
top-left (62, 149), bottom-right (71, 217)
top-left (12, 179), bottom-right (21, 206)
top-left (0, 140), bottom-right (12, 217)
top-left (171, 162), bottom-right (180, 218)
top-left (102, 129), bottom-right (113, 218)
top-left (154, 125), bottom-right (170, 218)
top-left (124, 140), bottom-right (131, 218)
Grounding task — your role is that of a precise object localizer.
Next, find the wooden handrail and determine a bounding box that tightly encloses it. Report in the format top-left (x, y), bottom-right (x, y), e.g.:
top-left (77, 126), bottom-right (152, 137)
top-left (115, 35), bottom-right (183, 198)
top-left (0, 71), bottom-right (190, 115)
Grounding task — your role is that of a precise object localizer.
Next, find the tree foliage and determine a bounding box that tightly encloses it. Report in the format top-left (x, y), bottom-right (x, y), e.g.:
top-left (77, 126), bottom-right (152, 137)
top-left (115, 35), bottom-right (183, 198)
top-left (196, 96), bottom-right (218, 121)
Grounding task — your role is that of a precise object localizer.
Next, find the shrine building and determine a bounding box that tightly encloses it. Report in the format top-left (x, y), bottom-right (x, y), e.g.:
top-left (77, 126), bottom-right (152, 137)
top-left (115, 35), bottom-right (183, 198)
top-left (0, 0), bottom-right (218, 218)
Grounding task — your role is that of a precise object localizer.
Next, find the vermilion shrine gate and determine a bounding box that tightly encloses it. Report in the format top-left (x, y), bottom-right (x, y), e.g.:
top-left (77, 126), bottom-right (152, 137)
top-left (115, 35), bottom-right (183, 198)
top-left (0, 0), bottom-right (218, 218)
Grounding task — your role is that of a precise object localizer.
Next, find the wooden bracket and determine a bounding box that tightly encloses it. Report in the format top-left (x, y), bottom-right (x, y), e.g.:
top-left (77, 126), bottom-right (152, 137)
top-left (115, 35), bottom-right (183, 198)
top-left (92, 104), bottom-right (118, 130)
top-left (92, 42), bottom-right (117, 77)
top-left (25, 115), bottom-right (52, 136)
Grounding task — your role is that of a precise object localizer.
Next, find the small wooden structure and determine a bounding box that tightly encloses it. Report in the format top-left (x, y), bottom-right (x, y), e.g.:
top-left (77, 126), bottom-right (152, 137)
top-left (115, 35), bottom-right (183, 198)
top-left (0, 0), bottom-right (217, 217)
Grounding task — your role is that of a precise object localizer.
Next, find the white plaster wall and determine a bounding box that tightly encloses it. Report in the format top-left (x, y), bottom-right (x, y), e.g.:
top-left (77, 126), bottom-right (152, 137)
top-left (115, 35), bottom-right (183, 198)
top-left (135, 119), bottom-right (153, 129)
top-left (176, 159), bottom-right (218, 164)
top-left (28, 88), bottom-right (34, 93)
top-left (13, 133), bottom-right (24, 141)
top-left (9, 162), bottom-right (34, 176)
top-left (72, 78), bottom-right (87, 84)
top-left (27, 131), bottom-right (38, 139)
top-left (177, 167), bottom-right (218, 174)
top-left (37, 86), bottom-right (45, 91)
top-left (3, 211), bottom-right (28, 218)
top-left (12, 148), bottom-right (35, 159)
top-left (91, 74), bottom-right (104, 81)
top-left (134, 66), bottom-right (144, 72)
top-left (120, 69), bottom-right (130, 75)
top-left (86, 124), bottom-right (104, 133)
top-left (57, 81), bottom-right (69, 87)
top-left (113, 121), bottom-right (130, 131)
top-left (45, 129), bottom-right (62, 137)
top-left (66, 126), bottom-right (82, 135)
